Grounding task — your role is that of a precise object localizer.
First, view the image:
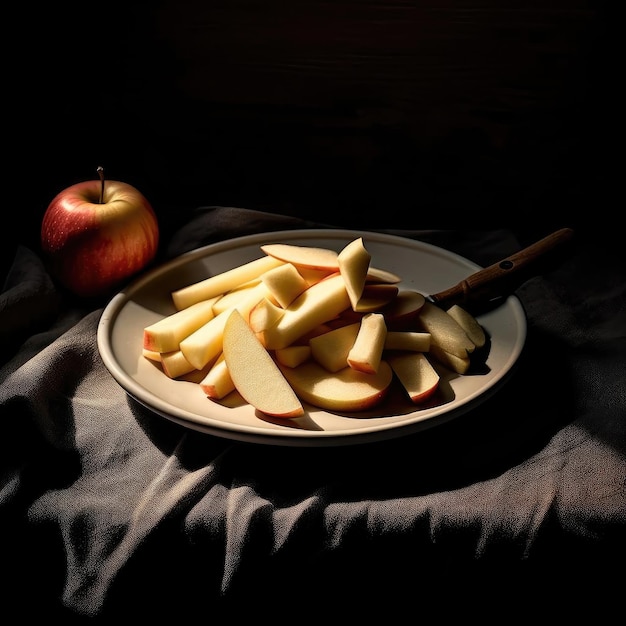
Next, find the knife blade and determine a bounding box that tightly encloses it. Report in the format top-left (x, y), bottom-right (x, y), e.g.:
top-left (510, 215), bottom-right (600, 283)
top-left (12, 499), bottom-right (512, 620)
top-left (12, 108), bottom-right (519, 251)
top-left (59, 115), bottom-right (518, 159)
top-left (427, 227), bottom-right (575, 311)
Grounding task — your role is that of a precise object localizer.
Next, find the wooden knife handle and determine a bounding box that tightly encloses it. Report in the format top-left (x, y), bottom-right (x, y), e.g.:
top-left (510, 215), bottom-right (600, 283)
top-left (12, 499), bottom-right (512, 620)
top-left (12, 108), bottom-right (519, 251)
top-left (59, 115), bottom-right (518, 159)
top-left (429, 228), bottom-right (575, 308)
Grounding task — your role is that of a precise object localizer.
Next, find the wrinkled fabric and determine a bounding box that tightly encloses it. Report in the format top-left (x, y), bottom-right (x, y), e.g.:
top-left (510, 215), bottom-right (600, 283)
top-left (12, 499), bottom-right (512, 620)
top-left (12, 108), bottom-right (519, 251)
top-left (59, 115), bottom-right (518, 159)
top-left (1, 209), bottom-right (624, 620)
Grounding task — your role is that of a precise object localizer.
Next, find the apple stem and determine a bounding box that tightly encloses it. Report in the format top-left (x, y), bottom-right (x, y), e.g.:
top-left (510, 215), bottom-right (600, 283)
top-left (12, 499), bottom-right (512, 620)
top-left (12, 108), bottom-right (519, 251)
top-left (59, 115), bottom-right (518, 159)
top-left (97, 166), bottom-right (105, 204)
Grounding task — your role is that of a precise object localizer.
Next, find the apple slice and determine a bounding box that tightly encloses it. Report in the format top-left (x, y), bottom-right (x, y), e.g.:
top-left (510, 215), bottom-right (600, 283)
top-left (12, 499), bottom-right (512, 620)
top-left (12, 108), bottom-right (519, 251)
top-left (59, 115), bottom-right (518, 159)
top-left (416, 301), bottom-right (475, 358)
top-left (248, 297), bottom-right (285, 333)
top-left (354, 283), bottom-right (400, 313)
top-left (142, 348), bottom-right (161, 362)
top-left (337, 237), bottom-right (371, 310)
top-left (160, 349), bottom-right (197, 379)
top-left (199, 353), bottom-right (235, 399)
top-left (347, 313), bottom-right (387, 374)
top-left (384, 331), bottom-right (431, 352)
top-left (309, 322), bottom-right (360, 372)
top-left (259, 273), bottom-right (351, 350)
top-left (223, 310), bottom-right (304, 418)
top-left (362, 283), bottom-right (400, 299)
top-left (278, 360), bottom-right (393, 412)
top-left (388, 352), bottom-right (440, 403)
top-left (366, 266), bottom-right (401, 284)
top-left (180, 282), bottom-right (267, 370)
top-left (143, 298), bottom-right (219, 353)
top-left (171, 255), bottom-right (284, 310)
top-left (261, 243), bottom-right (340, 271)
top-left (211, 281), bottom-right (268, 315)
top-left (260, 262), bottom-right (309, 308)
top-left (446, 304), bottom-right (486, 349)
top-left (297, 266), bottom-right (335, 286)
top-left (275, 345), bottom-right (312, 368)
top-left (381, 290), bottom-right (426, 330)
top-left (428, 344), bottom-right (471, 375)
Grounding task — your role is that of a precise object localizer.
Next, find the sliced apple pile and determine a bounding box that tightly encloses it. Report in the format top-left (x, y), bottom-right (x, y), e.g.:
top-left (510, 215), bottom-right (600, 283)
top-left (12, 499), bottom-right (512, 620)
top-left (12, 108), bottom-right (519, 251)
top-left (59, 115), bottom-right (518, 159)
top-left (141, 237), bottom-right (488, 419)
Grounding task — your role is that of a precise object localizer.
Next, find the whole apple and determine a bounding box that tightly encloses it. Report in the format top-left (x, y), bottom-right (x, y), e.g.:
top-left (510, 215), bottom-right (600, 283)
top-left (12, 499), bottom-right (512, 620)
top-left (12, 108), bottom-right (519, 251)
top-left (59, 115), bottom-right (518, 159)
top-left (41, 168), bottom-right (159, 298)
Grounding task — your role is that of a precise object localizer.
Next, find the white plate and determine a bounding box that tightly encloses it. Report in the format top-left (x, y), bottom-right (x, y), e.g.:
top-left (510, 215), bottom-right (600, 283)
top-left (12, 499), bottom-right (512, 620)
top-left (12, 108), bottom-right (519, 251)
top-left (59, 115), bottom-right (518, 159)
top-left (97, 229), bottom-right (527, 446)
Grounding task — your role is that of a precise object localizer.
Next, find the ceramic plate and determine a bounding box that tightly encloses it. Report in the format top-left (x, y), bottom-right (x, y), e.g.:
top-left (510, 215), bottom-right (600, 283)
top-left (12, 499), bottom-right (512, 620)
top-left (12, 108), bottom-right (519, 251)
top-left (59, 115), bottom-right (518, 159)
top-left (97, 229), bottom-right (527, 446)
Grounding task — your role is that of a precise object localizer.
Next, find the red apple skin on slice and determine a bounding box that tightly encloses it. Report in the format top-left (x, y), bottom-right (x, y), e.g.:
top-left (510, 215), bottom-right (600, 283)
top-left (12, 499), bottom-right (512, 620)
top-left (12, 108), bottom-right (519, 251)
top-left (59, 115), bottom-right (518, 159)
top-left (387, 352), bottom-right (440, 404)
top-left (382, 290), bottom-right (426, 330)
top-left (278, 360), bottom-right (393, 412)
top-left (223, 309), bottom-right (304, 418)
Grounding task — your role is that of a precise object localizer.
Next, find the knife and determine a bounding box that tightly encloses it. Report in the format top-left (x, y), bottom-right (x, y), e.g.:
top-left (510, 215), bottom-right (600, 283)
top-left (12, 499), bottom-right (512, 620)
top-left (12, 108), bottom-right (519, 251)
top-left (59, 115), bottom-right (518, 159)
top-left (427, 228), bottom-right (575, 311)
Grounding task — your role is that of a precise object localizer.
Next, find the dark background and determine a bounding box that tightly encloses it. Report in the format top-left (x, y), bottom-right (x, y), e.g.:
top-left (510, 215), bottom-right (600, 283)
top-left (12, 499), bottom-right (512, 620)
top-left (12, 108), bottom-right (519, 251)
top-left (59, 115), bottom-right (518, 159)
top-left (5, 0), bottom-right (618, 280)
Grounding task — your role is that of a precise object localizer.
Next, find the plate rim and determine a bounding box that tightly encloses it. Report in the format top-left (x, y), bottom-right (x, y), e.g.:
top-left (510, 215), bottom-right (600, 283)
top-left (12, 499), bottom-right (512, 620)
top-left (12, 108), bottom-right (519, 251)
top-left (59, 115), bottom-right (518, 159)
top-left (97, 228), bottom-right (527, 446)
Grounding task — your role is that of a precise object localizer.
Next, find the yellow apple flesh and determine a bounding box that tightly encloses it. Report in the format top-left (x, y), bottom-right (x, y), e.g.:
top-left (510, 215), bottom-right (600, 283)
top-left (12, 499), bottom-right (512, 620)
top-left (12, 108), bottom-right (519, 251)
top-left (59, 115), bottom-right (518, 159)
top-left (366, 266), bottom-right (401, 284)
top-left (160, 350), bottom-right (196, 379)
top-left (388, 352), bottom-right (440, 403)
top-left (180, 283), bottom-right (267, 369)
top-left (384, 331), bottom-right (431, 352)
top-left (275, 345), bottom-right (312, 368)
top-left (417, 301), bottom-right (476, 358)
top-left (223, 310), bottom-right (304, 418)
top-left (260, 262), bottom-right (308, 308)
top-left (446, 304), bottom-right (487, 348)
top-left (296, 266), bottom-right (335, 286)
top-left (171, 255), bottom-right (283, 310)
top-left (211, 280), bottom-right (264, 315)
top-left (309, 322), bottom-right (360, 372)
top-left (429, 344), bottom-right (471, 374)
top-left (354, 283), bottom-right (399, 312)
top-left (347, 312), bottom-right (387, 374)
top-left (259, 273), bottom-right (351, 350)
top-left (278, 360), bottom-right (393, 412)
top-left (337, 237), bottom-right (371, 310)
top-left (260, 243), bottom-right (340, 270)
top-left (199, 353), bottom-right (235, 399)
top-left (248, 297), bottom-right (285, 333)
top-left (143, 298), bottom-right (218, 353)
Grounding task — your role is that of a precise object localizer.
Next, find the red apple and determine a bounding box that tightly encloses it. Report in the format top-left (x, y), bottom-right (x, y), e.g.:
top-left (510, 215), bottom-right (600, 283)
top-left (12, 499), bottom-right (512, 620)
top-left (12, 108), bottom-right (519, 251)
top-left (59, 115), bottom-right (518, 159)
top-left (41, 167), bottom-right (159, 298)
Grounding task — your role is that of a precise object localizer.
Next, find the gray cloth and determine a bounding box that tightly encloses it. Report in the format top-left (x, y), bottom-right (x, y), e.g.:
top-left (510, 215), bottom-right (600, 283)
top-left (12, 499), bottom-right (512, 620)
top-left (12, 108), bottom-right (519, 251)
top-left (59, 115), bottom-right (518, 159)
top-left (1, 208), bottom-right (624, 620)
